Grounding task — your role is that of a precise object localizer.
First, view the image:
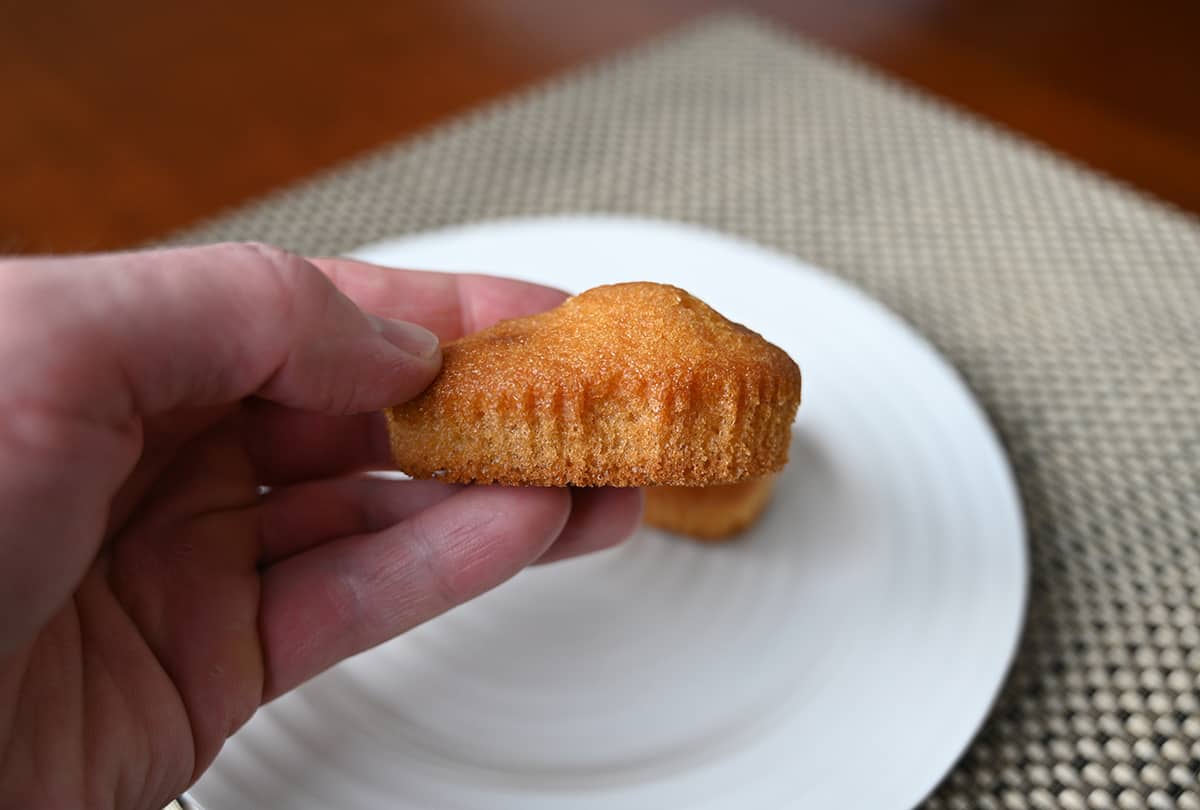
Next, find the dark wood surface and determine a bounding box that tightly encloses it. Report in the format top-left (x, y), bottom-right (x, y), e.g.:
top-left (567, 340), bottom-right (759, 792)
top-left (3, 0), bottom-right (1198, 254)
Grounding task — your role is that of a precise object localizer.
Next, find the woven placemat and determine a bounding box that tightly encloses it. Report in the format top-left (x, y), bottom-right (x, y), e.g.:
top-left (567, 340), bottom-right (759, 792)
top-left (167, 13), bottom-right (1200, 808)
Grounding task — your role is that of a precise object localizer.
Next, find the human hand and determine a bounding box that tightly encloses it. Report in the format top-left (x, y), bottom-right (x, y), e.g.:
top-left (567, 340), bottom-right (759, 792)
top-left (0, 243), bottom-right (643, 809)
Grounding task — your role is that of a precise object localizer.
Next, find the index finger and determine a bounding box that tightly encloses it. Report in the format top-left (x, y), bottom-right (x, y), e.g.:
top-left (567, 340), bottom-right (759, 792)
top-left (311, 258), bottom-right (569, 342)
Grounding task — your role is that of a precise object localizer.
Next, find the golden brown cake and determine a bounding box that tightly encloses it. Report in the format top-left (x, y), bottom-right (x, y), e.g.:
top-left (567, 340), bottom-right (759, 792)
top-left (385, 282), bottom-right (801, 486)
top-left (644, 475), bottom-right (777, 541)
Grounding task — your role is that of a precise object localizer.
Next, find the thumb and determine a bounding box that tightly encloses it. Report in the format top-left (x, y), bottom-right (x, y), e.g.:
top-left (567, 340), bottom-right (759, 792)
top-left (3, 242), bottom-right (441, 421)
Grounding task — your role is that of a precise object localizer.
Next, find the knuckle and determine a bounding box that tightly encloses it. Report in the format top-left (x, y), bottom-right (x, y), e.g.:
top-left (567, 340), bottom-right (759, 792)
top-left (234, 241), bottom-right (302, 271)
top-left (316, 377), bottom-right (364, 416)
top-left (408, 517), bottom-right (474, 610)
top-left (232, 241), bottom-right (327, 319)
top-left (324, 560), bottom-right (372, 636)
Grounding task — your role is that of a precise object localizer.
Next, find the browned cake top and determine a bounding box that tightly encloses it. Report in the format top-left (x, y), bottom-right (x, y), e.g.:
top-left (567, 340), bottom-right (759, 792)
top-left (386, 281), bottom-right (802, 486)
top-left (436, 281), bottom-right (799, 396)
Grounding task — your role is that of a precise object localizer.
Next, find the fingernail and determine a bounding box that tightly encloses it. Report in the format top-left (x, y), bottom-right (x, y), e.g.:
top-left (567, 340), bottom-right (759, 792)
top-left (371, 315), bottom-right (440, 360)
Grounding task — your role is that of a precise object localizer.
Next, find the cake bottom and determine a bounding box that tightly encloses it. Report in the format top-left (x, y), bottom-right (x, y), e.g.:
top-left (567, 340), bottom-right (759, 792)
top-left (643, 475), bottom-right (777, 541)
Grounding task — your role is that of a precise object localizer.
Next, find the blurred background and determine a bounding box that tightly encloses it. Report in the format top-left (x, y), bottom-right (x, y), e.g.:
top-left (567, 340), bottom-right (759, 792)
top-left (3, 0), bottom-right (1198, 255)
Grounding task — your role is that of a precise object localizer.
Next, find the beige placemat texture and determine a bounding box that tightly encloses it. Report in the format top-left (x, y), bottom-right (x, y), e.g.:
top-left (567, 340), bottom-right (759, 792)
top-left (168, 13), bottom-right (1200, 808)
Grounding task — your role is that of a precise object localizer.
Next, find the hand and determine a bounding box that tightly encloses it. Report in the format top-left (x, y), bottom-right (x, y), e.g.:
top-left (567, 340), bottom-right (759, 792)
top-left (0, 243), bottom-right (643, 809)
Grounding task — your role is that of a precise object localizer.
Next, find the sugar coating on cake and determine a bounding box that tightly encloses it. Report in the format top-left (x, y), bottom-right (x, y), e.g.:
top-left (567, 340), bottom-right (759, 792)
top-left (385, 282), bottom-right (801, 486)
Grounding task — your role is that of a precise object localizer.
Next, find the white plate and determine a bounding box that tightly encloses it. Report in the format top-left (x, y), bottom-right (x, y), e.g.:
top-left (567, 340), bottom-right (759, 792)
top-left (192, 217), bottom-right (1026, 809)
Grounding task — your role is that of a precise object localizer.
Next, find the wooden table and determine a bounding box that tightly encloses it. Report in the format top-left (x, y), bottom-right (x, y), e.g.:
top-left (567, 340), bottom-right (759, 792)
top-left (3, 0), bottom-right (1198, 254)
